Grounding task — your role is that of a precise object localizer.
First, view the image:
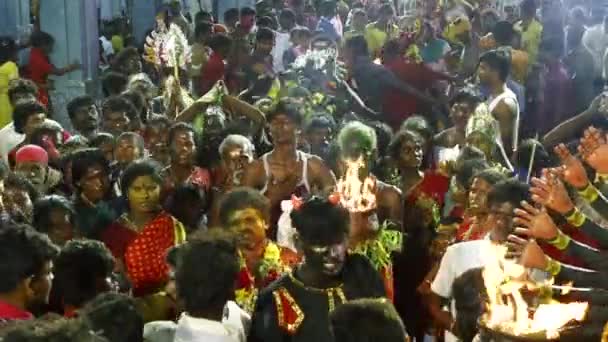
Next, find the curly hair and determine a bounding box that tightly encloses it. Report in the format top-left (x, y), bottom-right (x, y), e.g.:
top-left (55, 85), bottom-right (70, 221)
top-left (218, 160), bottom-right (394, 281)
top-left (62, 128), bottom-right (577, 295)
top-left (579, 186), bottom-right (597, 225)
top-left (53, 239), bottom-right (115, 307)
top-left (218, 187), bottom-right (271, 226)
top-left (120, 159), bottom-right (163, 195)
top-left (0, 222), bottom-right (59, 293)
top-left (70, 148), bottom-right (111, 190)
top-left (12, 100), bottom-right (46, 134)
top-left (82, 292), bottom-right (143, 342)
top-left (387, 129), bottom-right (423, 162)
top-left (337, 121), bottom-right (377, 159)
top-left (7, 78), bottom-right (38, 104)
top-left (33, 195), bottom-right (75, 234)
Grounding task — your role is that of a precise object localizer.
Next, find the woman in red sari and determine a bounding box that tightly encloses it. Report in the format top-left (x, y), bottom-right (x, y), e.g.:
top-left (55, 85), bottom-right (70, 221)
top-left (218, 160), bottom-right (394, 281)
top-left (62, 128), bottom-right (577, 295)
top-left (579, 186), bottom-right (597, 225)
top-left (101, 160), bottom-right (186, 297)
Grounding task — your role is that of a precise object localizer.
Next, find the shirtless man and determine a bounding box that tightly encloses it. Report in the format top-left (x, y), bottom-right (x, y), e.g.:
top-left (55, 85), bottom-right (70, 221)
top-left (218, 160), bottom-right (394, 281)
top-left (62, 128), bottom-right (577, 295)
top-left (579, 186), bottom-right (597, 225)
top-left (478, 49), bottom-right (520, 155)
top-left (242, 100), bottom-right (335, 239)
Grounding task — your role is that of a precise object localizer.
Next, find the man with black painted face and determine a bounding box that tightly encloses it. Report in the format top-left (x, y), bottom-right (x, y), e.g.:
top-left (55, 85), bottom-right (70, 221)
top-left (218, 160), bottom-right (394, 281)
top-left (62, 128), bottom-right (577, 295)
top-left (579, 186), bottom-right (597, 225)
top-left (250, 197), bottom-right (386, 342)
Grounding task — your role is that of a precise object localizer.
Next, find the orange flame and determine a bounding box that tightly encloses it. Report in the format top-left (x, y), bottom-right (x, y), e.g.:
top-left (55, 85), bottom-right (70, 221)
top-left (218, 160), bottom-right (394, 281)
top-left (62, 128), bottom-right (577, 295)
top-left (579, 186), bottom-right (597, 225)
top-left (335, 157), bottom-right (376, 213)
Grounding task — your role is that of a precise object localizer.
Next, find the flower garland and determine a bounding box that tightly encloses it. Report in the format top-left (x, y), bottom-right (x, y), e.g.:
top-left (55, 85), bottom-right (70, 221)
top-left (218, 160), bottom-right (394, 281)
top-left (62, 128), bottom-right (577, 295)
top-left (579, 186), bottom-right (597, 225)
top-left (235, 242), bottom-right (287, 313)
top-left (350, 224), bottom-right (403, 273)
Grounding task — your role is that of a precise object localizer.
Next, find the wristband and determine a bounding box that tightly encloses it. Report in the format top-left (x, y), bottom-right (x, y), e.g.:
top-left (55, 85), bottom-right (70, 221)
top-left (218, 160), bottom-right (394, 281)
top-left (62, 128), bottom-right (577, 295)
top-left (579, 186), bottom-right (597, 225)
top-left (577, 183), bottom-right (599, 203)
top-left (547, 230), bottom-right (570, 250)
top-left (544, 258), bottom-right (562, 276)
top-left (565, 207), bottom-right (586, 228)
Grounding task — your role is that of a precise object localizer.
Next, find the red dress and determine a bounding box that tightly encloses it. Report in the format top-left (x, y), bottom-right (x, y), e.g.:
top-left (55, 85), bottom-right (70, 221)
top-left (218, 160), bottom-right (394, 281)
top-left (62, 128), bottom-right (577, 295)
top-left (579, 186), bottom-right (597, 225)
top-left (101, 212), bottom-right (185, 296)
top-left (27, 48), bottom-right (53, 107)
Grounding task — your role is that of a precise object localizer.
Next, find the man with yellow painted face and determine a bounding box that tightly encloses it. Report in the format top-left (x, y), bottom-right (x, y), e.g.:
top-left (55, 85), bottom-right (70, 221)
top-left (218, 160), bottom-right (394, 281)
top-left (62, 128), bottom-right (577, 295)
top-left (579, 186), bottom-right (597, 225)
top-left (250, 197), bottom-right (385, 342)
top-left (218, 187), bottom-right (299, 313)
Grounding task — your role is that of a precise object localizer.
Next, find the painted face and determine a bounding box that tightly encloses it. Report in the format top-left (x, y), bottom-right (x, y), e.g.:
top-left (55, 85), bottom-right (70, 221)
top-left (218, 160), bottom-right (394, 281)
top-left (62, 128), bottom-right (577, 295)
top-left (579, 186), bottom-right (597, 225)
top-left (15, 162), bottom-right (47, 190)
top-left (487, 201), bottom-right (516, 242)
top-left (114, 137), bottom-right (141, 165)
top-left (30, 261), bottom-right (54, 306)
top-left (78, 165), bottom-right (110, 204)
top-left (46, 208), bottom-right (74, 246)
top-left (269, 114), bottom-right (298, 144)
top-left (127, 175), bottom-right (161, 214)
top-left (468, 177), bottom-right (492, 215)
top-left (102, 111), bottom-right (130, 136)
top-left (302, 239), bottom-right (347, 276)
top-left (227, 208), bottom-right (268, 250)
top-left (222, 144), bottom-right (253, 186)
top-left (72, 104), bottom-right (99, 135)
top-left (3, 186), bottom-right (33, 223)
top-left (171, 130), bottom-right (196, 166)
top-left (24, 113), bottom-right (46, 136)
top-left (398, 136), bottom-right (423, 169)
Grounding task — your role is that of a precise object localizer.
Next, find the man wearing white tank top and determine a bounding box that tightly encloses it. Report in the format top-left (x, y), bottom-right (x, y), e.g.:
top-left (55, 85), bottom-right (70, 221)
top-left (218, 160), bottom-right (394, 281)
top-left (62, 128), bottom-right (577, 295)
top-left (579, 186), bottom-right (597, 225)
top-left (479, 49), bottom-right (520, 155)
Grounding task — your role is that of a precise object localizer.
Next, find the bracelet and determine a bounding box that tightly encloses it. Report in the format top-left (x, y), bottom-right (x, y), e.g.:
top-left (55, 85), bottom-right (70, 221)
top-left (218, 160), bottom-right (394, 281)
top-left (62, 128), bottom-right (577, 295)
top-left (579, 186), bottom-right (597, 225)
top-left (577, 183), bottom-right (599, 203)
top-left (565, 208), bottom-right (586, 228)
top-left (544, 258), bottom-right (562, 276)
top-left (547, 230), bottom-right (570, 250)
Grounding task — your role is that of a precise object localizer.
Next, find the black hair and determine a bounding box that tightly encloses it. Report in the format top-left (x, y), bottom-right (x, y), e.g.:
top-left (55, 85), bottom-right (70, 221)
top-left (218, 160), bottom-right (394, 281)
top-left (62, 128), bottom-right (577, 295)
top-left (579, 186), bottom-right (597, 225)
top-left (345, 35), bottom-right (369, 57)
top-left (456, 159), bottom-right (490, 190)
top-left (256, 26), bottom-right (275, 42)
top-left (223, 8), bottom-right (239, 23)
top-left (257, 16), bottom-right (278, 30)
top-left (320, 0), bottom-right (337, 17)
top-left (457, 145), bottom-right (486, 164)
top-left (453, 268), bottom-right (487, 342)
top-left (280, 8), bottom-right (297, 22)
top-left (102, 72), bottom-right (128, 97)
top-left (176, 236), bottom-right (239, 313)
top-left (112, 47), bottom-right (140, 71)
top-left (120, 90), bottom-right (148, 124)
top-left (67, 95), bottom-right (95, 120)
top-left (12, 100), bottom-right (46, 134)
top-left (30, 31), bottom-right (55, 48)
top-left (101, 95), bottom-right (139, 124)
top-left (330, 298), bottom-right (408, 342)
top-left (240, 6), bottom-right (256, 16)
top-left (82, 292), bottom-right (144, 342)
top-left (195, 10), bottom-right (213, 25)
top-left (513, 138), bottom-right (553, 173)
top-left (0, 36), bottom-right (17, 64)
top-left (8, 78), bottom-right (38, 104)
top-left (219, 187), bottom-right (271, 225)
top-left (492, 20), bottom-right (514, 46)
top-left (291, 196), bottom-right (349, 245)
top-left (267, 99), bottom-right (303, 126)
top-left (479, 49), bottom-right (511, 82)
top-left (388, 129), bottom-right (423, 162)
top-left (5, 173), bottom-right (40, 204)
top-left (120, 159), bottom-right (163, 195)
top-left (304, 115), bottom-right (335, 135)
top-left (53, 240), bottom-right (114, 308)
top-left (2, 317), bottom-right (107, 342)
top-left (70, 148), bottom-right (111, 189)
top-left (473, 168), bottom-right (507, 187)
top-left (207, 33), bottom-right (233, 52)
top-left (89, 132), bottom-right (115, 148)
top-left (33, 195), bottom-right (75, 234)
top-left (383, 39), bottom-right (402, 59)
top-left (194, 21), bottom-right (213, 40)
top-left (0, 222), bottom-right (59, 293)
top-left (168, 122), bottom-right (195, 147)
top-left (450, 88), bottom-right (482, 108)
top-left (166, 183), bottom-right (207, 229)
top-left (369, 121), bottom-right (394, 158)
top-left (487, 178), bottom-right (530, 208)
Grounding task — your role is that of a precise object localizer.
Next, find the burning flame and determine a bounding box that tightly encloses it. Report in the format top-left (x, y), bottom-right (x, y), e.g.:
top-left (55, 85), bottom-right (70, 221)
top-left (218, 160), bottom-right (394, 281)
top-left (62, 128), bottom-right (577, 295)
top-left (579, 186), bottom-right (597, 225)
top-left (481, 243), bottom-right (588, 339)
top-left (335, 157), bottom-right (376, 213)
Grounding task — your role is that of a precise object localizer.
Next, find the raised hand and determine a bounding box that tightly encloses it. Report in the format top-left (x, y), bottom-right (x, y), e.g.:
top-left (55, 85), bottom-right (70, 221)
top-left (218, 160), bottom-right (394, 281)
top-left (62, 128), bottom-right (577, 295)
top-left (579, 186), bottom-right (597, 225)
top-left (553, 144), bottom-right (589, 189)
top-left (530, 171), bottom-right (574, 215)
top-left (513, 201), bottom-right (559, 240)
top-left (507, 235), bottom-right (548, 270)
top-left (579, 126), bottom-right (608, 174)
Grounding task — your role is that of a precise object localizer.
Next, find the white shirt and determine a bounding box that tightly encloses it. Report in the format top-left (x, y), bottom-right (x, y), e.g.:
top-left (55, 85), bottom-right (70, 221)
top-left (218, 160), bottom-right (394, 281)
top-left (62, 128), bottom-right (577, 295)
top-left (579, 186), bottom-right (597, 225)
top-left (272, 30), bottom-right (291, 73)
top-left (0, 122), bottom-right (24, 164)
top-left (174, 301), bottom-right (250, 342)
top-left (582, 24), bottom-right (608, 75)
top-left (431, 239), bottom-right (496, 342)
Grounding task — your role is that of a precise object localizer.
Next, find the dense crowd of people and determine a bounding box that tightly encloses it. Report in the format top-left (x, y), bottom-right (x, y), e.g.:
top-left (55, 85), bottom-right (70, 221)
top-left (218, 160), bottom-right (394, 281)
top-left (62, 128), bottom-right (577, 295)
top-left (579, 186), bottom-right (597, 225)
top-left (1, 0), bottom-right (608, 341)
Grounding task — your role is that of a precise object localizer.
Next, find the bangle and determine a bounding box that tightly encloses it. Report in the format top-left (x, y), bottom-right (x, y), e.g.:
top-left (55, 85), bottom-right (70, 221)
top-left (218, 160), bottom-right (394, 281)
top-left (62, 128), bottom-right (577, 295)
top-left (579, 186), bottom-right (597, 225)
top-left (544, 258), bottom-right (562, 276)
top-left (577, 183), bottom-right (599, 203)
top-left (565, 207), bottom-right (586, 228)
top-left (547, 230), bottom-right (570, 250)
